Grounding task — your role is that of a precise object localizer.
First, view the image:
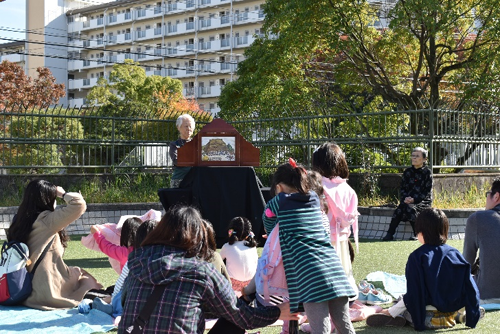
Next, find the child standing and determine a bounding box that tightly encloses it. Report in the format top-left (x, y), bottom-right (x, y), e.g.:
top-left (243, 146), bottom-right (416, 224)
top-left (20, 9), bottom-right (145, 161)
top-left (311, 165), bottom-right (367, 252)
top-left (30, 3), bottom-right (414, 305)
top-left (264, 158), bottom-right (356, 334)
top-left (312, 142), bottom-right (359, 297)
top-left (367, 208), bottom-right (482, 330)
top-left (220, 216), bottom-right (258, 296)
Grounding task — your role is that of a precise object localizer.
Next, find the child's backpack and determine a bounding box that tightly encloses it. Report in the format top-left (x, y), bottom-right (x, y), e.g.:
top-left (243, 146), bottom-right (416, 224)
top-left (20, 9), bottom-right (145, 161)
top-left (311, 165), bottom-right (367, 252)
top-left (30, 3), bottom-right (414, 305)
top-left (0, 237), bottom-right (54, 306)
top-left (255, 223), bottom-right (288, 301)
top-left (0, 241), bottom-right (33, 305)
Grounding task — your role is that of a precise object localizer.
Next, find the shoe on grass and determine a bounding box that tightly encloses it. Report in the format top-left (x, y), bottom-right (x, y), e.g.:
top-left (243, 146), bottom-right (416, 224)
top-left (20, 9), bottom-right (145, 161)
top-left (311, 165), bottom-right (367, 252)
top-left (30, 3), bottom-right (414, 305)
top-left (366, 314), bottom-right (406, 327)
top-left (382, 233), bottom-right (394, 241)
top-left (366, 289), bottom-right (392, 305)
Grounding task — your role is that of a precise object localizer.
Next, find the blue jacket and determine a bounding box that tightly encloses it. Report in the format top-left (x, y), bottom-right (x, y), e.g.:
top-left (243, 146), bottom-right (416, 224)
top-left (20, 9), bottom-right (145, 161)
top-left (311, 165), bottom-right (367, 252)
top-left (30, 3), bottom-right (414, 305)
top-left (403, 244), bottom-right (480, 331)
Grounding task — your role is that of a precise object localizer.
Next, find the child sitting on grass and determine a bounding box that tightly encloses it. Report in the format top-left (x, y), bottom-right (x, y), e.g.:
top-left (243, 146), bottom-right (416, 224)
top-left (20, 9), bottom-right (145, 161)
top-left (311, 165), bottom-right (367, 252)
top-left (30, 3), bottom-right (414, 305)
top-left (366, 208), bottom-right (482, 331)
top-left (220, 216), bottom-right (258, 296)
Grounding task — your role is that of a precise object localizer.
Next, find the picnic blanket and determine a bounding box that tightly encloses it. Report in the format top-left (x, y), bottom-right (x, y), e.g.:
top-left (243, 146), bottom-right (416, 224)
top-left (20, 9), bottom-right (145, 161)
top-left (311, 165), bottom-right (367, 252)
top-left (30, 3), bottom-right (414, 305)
top-left (0, 305), bottom-right (115, 334)
top-left (366, 271), bottom-right (407, 299)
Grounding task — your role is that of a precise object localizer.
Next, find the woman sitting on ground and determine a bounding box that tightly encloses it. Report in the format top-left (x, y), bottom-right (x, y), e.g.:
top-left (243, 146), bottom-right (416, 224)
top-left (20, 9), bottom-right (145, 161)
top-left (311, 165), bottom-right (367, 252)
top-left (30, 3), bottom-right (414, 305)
top-left (367, 208), bottom-right (482, 331)
top-left (119, 205), bottom-right (298, 334)
top-left (7, 179), bottom-right (102, 310)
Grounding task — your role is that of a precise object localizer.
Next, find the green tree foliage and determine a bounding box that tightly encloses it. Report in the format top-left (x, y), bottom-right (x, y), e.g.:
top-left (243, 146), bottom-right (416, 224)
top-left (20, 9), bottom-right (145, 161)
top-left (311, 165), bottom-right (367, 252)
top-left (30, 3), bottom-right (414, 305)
top-left (4, 109), bottom-right (85, 174)
top-left (219, 0), bottom-right (500, 170)
top-left (86, 59), bottom-right (183, 113)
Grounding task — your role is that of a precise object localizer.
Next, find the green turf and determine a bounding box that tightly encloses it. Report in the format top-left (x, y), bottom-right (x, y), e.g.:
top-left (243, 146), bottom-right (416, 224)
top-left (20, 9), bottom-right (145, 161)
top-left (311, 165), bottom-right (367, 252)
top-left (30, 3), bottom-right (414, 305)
top-left (64, 236), bottom-right (499, 333)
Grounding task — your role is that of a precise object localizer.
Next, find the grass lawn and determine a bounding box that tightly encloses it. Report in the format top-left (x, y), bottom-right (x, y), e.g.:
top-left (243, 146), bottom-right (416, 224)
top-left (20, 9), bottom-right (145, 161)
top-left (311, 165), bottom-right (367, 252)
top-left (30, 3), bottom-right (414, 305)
top-left (66, 236), bottom-right (499, 333)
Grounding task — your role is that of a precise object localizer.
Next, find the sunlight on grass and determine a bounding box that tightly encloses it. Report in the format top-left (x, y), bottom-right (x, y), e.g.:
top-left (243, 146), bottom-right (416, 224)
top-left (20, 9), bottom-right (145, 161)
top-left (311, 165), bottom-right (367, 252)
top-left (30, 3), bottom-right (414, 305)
top-left (64, 237), bottom-right (499, 334)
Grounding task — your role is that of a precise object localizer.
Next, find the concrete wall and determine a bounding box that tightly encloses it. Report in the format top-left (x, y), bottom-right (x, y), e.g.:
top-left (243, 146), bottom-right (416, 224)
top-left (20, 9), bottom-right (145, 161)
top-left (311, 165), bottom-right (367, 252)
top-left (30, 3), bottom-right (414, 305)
top-left (0, 203), bottom-right (480, 242)
top-left (0, 202), bottom-right (164, 240)
top-left (357, 207), bottom-right (478, 241)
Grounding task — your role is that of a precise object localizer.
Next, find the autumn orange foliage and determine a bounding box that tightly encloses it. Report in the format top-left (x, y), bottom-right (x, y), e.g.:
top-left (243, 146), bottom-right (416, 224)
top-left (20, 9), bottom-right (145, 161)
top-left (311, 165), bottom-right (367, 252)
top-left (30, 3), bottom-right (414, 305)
top-left (0, 60), bottom-right (65, 111)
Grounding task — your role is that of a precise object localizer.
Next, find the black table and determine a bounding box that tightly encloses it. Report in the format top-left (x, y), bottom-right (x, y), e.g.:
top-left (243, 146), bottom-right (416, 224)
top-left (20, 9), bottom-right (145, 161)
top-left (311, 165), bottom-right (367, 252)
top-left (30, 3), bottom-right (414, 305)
top-left (158, 167), bottom-right (266, 247)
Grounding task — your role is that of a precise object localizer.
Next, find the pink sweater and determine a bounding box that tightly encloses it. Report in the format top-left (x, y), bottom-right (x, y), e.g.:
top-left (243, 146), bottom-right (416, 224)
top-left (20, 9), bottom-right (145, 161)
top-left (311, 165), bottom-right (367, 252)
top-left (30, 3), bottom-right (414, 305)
top-left (93, 231), bottom-right (133, 270)
top-left (322, 176), bottom-right (360, 251)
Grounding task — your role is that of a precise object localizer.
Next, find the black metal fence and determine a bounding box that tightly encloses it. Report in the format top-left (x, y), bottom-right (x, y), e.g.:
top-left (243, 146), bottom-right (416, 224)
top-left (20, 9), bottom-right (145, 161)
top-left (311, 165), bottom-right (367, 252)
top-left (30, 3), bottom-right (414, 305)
top-left (1, 104), bottom-right (499, 174)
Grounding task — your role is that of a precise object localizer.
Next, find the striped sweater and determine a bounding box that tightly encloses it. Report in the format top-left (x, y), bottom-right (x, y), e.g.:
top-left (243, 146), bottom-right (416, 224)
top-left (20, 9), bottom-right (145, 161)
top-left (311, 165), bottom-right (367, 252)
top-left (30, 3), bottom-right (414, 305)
top-left (262, 191), bottom-right (356, 312)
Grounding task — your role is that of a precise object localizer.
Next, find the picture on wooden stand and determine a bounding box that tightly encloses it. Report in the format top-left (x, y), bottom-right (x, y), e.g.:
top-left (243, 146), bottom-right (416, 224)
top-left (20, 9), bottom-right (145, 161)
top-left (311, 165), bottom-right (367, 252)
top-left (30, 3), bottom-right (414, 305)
top-left (201, 136), bottom-right (236, 162)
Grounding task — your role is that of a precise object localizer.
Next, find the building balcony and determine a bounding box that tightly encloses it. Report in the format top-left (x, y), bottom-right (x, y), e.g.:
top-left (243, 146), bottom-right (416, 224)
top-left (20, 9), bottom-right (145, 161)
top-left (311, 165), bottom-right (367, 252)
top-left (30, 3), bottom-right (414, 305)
top-left (0, 53), bottom-right (24, 63)
top-left (116, 12), bottom-right (132, 23)
top-left (166, 68), bottom-right (178, 77)
top-left (68, 39), bottom-right (84, 50)
top-left (108, 36), bottom-right (117, 44)
top-left (167, 25), bottom-right (178, 34)
top-left (83, 77), bottom-right (99, 88)
top-left (165, 48), bottom-right (178, 55)
top-left (198, 85), bottom-right (222, 97)
top-left (107, 15), bottom-right (117, 24)
top-left (154, 27), bottom-right (162, 36)
top-left (234, 35), bottom-right (249, 46)
top-left (198, 41), bottom-right (211, 51)
top-left (68, 21), bottom-right (83, 33)
top-left (68, 59), bottom-right (84, 71)
top-left (68, 98), bottom-right (85, 107)
top-left (199, 19), bottom-right (211, 29)
top-left (135, 7), bottom-right (155, 20)
top-left (184, 87), bottom-right (195, 96)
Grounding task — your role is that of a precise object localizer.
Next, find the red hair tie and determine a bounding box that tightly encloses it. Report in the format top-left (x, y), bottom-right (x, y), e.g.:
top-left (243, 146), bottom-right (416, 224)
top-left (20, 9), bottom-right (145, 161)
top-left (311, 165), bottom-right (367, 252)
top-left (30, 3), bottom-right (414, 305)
top-left (288, 157), bottom-right (297, 168)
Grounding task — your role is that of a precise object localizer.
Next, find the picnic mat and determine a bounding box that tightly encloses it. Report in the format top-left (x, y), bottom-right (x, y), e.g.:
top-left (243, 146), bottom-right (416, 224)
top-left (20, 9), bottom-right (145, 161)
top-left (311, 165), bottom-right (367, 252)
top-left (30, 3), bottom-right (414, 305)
top-left (0, 305), bottom-right (115, 334)
top-left (366, 271), bottom-right (407, 299)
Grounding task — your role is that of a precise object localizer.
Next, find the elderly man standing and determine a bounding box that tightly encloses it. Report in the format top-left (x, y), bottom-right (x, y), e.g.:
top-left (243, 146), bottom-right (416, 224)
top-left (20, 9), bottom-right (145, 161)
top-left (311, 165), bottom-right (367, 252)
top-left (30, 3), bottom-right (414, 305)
top-left (169, 114), bottom-right (195, 188)
top-left (463, 177), bottom-right (500, 303)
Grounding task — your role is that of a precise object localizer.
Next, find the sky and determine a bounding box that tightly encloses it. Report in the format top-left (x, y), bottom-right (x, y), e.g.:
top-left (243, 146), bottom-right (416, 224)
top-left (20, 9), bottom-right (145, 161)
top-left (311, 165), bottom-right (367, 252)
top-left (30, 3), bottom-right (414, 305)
top-left (0, 0), bottom-right (26, 44)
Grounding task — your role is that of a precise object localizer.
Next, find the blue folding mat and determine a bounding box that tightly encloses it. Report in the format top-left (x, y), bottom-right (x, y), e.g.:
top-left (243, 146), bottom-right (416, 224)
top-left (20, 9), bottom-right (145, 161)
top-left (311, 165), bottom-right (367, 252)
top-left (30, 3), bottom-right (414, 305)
top-left (0, 305), bottom-right (115, 334)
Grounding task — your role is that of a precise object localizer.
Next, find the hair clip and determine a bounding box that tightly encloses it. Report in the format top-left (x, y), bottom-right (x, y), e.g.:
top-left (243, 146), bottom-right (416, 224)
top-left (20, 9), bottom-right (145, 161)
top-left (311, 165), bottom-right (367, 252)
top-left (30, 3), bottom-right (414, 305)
top-left (289, 157), bottom-right (297, 168)
top-left (228, 229), bottom-right (236, 237)
top-left (246, 232), bottom-right (255, 239)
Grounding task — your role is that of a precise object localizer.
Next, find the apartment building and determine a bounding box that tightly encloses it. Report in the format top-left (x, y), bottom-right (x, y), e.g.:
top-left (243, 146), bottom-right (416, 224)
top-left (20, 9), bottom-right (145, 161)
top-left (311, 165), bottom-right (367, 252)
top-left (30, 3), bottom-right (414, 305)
top-left (0, 41), bottom-right (26, 69)
top-left (64, 0), bottom-right (265, 113)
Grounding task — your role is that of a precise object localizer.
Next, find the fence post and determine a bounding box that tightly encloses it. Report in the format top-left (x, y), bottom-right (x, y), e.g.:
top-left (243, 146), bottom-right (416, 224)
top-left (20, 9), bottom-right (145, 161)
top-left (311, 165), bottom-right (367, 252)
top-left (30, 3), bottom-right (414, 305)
top-left (429, 107), bottom-right (434, 171)
top-left (307, 117), bottom-right (311, 165)
top-left (111, 117), bottom-right (115, 167)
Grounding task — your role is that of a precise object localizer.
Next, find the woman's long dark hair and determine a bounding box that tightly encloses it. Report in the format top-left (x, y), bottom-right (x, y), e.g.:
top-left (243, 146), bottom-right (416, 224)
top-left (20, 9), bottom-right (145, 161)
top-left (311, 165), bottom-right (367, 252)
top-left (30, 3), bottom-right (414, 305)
top-left (7, 179), bottom-right (57, 244)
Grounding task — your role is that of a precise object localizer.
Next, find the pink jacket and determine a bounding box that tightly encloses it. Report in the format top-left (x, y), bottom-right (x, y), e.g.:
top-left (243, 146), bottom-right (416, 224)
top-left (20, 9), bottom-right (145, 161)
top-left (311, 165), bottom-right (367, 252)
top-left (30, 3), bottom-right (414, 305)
top-left (93, 231), bottom-right (133, 270)
top-left (322, 176), bottom-right (359, 252)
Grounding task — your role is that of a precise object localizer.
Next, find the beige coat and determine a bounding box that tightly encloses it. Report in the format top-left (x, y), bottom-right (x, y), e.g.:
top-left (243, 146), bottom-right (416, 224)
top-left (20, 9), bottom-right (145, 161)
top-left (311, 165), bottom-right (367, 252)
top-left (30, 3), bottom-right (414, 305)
top-left (23, 192), bottom-right (102, 310)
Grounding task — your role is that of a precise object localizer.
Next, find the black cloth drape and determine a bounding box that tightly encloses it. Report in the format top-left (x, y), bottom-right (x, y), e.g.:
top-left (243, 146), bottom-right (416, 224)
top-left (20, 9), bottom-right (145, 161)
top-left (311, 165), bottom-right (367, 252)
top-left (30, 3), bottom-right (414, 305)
top-left (158, 167), bottom-right (266, 247)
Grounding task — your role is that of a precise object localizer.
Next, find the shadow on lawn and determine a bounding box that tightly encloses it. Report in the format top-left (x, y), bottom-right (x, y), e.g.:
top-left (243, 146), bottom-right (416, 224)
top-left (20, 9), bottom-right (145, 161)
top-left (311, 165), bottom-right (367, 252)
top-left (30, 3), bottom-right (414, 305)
top-left (64, 258), bottom-right (112, 269)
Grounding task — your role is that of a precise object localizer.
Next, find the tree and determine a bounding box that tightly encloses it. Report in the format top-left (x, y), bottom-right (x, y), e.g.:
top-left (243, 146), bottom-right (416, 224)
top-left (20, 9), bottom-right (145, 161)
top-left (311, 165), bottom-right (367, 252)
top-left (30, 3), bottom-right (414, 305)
top-left (85, 60), bottom-right (210, 168)
top-left (86, 59), bottom-right (184, 113)
top-left (0, 61), bottom-right (65, 110)
top-left (2, 108), bottom-right (85, 174)
top-left (218, 0), bottom-right (500, 169)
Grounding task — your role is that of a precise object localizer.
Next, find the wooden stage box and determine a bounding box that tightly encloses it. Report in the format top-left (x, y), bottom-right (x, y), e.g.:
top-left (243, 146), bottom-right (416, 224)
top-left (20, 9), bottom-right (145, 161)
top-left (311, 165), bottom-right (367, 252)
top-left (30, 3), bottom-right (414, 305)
top-left (177, 119), bottom-right (260, 167)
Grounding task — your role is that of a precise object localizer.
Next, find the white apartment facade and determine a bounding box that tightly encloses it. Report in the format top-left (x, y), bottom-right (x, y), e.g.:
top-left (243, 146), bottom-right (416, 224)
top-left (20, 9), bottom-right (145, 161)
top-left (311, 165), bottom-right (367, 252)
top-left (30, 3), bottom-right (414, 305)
top-left (61, 0), bottom-right (266, 113)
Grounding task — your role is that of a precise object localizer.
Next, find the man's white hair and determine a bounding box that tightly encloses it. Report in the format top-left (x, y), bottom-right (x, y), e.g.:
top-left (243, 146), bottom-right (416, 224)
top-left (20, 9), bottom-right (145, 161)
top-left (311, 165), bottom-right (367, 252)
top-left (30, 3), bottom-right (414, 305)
top-left (176, 114), bottom-right (195, 128)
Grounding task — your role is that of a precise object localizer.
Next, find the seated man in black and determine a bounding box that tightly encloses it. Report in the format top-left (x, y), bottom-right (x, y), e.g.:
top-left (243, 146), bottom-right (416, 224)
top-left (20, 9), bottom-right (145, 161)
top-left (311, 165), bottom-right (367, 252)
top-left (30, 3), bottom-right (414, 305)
top-left (383, 147), bottom-right (433, 241)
